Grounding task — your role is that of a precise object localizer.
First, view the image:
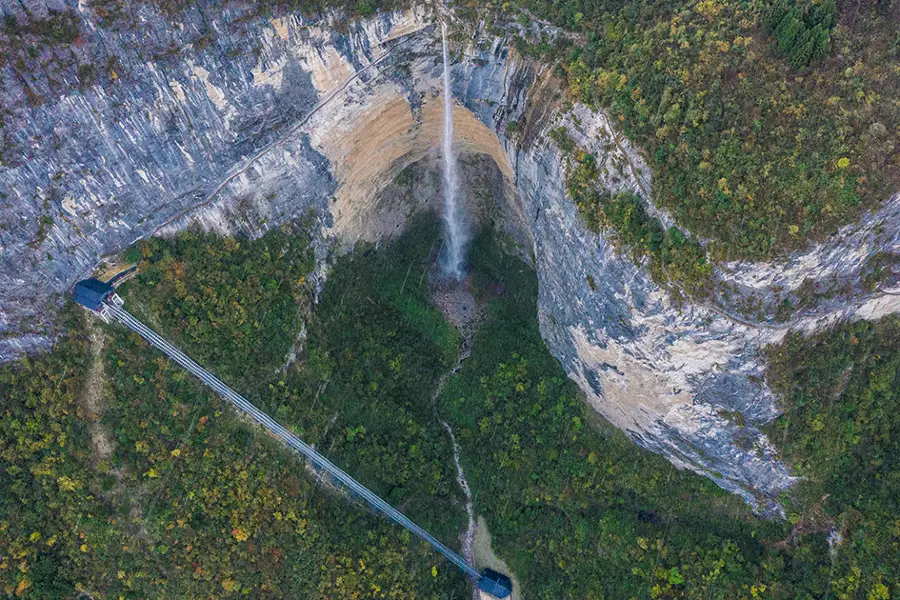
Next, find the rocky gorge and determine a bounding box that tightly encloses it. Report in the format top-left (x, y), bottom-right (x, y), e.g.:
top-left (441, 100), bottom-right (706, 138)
top-left (1, 0), bottom-right (899, 514)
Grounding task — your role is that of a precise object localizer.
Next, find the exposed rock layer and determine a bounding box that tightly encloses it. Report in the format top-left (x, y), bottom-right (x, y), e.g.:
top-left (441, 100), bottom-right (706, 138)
top-left (2, 2), bottom-right (899, 511)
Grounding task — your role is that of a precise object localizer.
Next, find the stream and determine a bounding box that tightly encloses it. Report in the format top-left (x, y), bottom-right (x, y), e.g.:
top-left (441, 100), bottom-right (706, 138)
top-left (433, 339), bottom-right (478, 589)
top-left (430, 282), bottom-right (481, 598)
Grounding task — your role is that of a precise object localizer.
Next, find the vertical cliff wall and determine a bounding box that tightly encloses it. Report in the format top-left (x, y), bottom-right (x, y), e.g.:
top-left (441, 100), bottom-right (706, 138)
top-left (458, 45), bottom-right (898, 511)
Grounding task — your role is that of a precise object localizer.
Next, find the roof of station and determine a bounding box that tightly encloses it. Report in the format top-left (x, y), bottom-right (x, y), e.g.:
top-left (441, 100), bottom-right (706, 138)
top-left (73, 278), bottom-right (114, 311)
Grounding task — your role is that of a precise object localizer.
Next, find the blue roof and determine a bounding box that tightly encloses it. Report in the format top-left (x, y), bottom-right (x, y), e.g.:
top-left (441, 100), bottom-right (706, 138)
top-left (73, 278), bottom-right (114, 311)
top-left (477, 569), bottom-right (512, 599)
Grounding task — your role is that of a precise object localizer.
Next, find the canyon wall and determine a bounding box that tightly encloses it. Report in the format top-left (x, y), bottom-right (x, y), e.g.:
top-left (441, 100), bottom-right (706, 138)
top-left (2, 1), bottom-right (899, 512)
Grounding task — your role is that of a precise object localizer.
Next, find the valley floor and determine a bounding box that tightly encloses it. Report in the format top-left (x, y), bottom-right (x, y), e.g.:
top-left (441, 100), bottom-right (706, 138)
top-left (0, 216), bottom-right (896, 599)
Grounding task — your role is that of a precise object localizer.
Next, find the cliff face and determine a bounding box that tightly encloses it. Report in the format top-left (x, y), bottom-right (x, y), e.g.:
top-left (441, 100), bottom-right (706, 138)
top-left (2, 2), bottom-right (898, 511)
top-left (0, 2), bottom-right (433, 354)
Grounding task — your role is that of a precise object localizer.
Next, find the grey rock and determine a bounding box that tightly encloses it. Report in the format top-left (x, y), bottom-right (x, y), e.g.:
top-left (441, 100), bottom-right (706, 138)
top-left (19, 0), bottom-right (50, 19)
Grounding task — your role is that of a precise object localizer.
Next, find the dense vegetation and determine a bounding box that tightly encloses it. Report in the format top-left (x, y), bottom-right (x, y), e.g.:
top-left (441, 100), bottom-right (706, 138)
top-left (491, 0), bottom-right (899, 260)
top-left (0, 223), bottom-right (468, 598)
top-left (437, 228), bottom-right (842, 599)
top-left (131, 228), bottom-right (314, 385)
top-left (3, 217), bottom-right (898, 598)
top-left (558, 130), bottom-right (712, 298)
top-left (0, 310), bottom-right (101, 599)
top-left (765, 0), bottom-right (837, 68)
top-left (767, 318), bottom-right (900, 599)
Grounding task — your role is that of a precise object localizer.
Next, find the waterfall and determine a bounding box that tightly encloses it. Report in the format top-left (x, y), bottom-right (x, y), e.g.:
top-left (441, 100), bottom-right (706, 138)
top-left (439, 21), bottom-right (469, 280)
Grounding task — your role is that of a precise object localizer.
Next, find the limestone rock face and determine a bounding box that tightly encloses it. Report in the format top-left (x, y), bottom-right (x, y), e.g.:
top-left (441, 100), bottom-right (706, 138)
top-left (2, 3), bottom-right (898, 511)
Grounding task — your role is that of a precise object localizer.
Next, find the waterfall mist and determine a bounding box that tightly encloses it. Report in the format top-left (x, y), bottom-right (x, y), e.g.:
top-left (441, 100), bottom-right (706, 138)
top-left (439, 21), bottom-right (469, 280)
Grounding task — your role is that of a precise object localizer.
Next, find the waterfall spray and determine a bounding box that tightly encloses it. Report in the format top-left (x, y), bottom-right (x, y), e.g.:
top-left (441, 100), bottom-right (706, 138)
top-left (439, 21), bottom-right (468, 280)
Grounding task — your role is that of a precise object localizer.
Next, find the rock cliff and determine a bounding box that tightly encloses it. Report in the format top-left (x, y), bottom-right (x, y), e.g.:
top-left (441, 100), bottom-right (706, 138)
top-left (2, 1), bottom-right (898, 511)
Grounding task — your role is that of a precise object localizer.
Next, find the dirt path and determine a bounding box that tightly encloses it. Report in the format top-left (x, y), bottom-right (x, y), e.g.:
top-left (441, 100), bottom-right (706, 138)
top-left (81, 322), bottom-right (115, 461)
top-left (429, 279), bottom-right (482, 598)
top-left (80, 321), bottom-right (145, 527)
top-left (431, 333), bottom-right (479, 596)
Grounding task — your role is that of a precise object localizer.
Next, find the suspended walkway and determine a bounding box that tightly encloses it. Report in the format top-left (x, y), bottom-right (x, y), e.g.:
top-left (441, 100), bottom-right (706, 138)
top-left (72, 278), bottom-right (512, 599)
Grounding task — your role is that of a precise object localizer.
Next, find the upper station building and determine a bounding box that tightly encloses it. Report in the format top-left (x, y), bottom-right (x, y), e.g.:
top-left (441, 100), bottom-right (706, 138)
top-left (72, 278), bottom-right (123, 322)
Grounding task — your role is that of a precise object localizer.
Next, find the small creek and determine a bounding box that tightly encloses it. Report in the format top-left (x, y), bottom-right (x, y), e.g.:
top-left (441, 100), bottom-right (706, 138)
top-left (434, 342), bottom-right (477, 564)
top-left (430, 278), bottom-right (482, 598)
top-left (431, 290), bottom-right (521, 600)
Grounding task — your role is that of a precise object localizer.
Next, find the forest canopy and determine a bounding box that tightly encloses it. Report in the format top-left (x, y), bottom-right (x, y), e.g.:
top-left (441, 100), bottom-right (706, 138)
top-left (2, 218), bottom-right (898, 598)
top-left (481, 0), bottom-right (899, 260)
top-left (766, 317), bottom-right (900, 599)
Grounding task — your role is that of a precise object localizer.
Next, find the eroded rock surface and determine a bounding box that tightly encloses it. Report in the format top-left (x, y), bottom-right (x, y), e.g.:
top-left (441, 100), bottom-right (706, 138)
top-left (2, 2), bottom-right (899, 511)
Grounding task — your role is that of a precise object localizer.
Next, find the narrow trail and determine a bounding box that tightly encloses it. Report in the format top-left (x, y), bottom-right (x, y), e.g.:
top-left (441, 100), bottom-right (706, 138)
top-left (149, 24), bottom-right (428, 237)
top-left (433, 339), bottom-right (477, 582)
top-left (430, 284), bottom-right (483, 599)
top-left (442, 420), bottom-right (476, 573)
top-left (81, 322), bottom-right (115, 461)
top-left (430, 290), bottom-right (521, 600)
top-left (80, 319), bottom-right (147, 527)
